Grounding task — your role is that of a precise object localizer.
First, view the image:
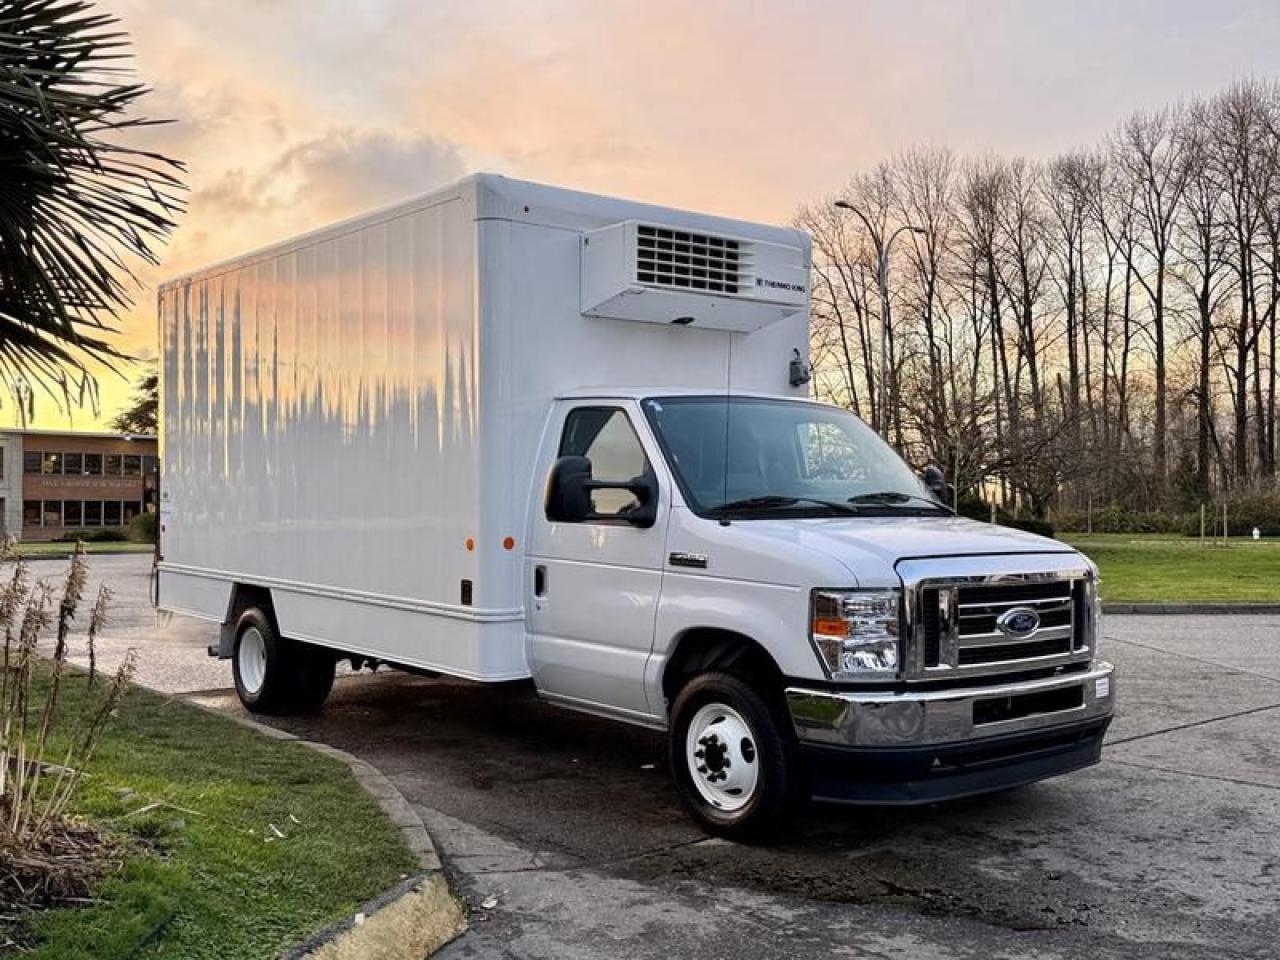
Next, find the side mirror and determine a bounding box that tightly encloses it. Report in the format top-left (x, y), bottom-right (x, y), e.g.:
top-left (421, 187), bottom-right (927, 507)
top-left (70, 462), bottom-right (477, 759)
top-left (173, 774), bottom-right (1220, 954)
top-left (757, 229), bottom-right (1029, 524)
top-left (921, 464), bottom-right (947, 500)
top-left (545, 455), bottom-right (658, 528)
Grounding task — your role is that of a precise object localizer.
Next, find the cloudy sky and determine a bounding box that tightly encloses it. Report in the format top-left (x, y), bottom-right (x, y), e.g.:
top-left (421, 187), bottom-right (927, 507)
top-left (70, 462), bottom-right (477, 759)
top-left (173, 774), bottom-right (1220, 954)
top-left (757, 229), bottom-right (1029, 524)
top-left (41, 0), bottom-right (1280, 428)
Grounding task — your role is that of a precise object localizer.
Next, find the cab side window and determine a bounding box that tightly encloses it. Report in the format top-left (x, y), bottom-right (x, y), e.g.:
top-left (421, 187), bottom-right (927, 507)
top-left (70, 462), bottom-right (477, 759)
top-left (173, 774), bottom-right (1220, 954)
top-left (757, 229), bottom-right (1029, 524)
top-left (558, 407), bottom-right (652, 517)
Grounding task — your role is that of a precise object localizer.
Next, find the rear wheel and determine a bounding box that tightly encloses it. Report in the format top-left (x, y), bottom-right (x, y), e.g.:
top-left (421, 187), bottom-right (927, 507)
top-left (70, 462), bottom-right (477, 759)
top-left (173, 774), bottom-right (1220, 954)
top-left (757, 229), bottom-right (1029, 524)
top-left (669, 671), bottom-right (803, 841)
top-left (232, 608), bottom-right (335, 714)
top-left (294, 645), bottom-right (337, 713)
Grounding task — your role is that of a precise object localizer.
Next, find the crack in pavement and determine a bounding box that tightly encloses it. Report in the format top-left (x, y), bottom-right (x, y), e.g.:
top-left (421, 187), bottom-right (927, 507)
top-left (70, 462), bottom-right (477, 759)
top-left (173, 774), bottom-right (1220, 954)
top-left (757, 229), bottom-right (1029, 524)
top-left (1101, 635), bottom-right (1280, 747)
top-left (1103, 634), bottom-right (1280, 685)
top-left (1108, 757), bottom-right (1280, 792)
top-left (1106, 698), bottom-right (1280, 746)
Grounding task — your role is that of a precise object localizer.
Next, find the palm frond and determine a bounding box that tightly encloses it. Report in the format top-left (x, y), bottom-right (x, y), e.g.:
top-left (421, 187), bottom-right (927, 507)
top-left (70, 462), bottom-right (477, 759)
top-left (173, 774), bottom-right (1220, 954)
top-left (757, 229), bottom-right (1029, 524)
top-left (0, 0), bottom-right (184, 410)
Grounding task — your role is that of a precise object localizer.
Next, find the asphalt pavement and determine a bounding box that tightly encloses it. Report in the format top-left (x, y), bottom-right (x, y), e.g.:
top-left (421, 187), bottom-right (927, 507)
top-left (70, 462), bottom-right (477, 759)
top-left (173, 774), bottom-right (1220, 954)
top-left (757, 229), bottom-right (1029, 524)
top-left (34, 553), bottom-right (1280, 959)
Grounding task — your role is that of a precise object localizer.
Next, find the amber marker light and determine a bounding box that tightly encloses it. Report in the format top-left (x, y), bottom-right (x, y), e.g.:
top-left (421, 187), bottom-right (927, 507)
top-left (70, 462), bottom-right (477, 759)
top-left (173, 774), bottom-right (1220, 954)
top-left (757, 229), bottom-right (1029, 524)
top-left (812, 618), bottom-right (848, 637)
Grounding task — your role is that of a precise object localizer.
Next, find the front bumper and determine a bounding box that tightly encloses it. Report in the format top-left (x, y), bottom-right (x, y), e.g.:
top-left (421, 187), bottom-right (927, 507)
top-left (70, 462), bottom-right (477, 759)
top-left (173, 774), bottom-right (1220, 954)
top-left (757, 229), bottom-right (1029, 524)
top-left (786, 661), bottom-right (1114, 805)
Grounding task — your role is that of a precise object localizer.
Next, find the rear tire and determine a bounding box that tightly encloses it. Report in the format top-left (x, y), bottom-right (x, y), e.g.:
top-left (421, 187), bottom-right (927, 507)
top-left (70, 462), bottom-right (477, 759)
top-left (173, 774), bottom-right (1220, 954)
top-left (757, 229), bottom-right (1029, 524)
top-left (233, 608), bottom-right (293, 714)
top-left (293, 645), bottom-right (337, 713)
top-left (231, 608), bottom-right (335, 715)
top-left (669, 671), bottom-right (803, 842)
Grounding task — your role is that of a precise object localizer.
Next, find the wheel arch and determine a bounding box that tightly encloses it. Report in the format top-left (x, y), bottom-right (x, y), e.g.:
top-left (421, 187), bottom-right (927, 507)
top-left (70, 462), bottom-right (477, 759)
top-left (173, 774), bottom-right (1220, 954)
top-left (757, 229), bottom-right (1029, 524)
top-left (660, 627), bottom-right (784, 713)
top-left (217, 582), bottom-right (277, 658)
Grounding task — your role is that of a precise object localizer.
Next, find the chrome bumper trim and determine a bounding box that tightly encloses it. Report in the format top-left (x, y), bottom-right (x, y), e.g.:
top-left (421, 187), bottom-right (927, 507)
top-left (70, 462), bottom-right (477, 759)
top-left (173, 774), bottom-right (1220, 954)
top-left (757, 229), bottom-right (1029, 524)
top-left (786, 661), bottom-right (1115, 748)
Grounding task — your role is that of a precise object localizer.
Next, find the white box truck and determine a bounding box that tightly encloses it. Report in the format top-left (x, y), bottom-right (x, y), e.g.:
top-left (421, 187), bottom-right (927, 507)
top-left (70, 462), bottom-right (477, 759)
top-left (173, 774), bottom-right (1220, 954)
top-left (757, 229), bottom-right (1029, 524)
top-left (158, 174), bottom-right (1114, 838)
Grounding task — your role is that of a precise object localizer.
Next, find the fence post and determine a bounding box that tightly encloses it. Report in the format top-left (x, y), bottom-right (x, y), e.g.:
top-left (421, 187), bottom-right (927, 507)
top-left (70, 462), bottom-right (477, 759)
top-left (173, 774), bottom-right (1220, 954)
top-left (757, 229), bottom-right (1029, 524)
top-left (1224, 502), bottom-right (1229, 547)
top-left (1200, 503), bottom-right (1206, 547)
top-left (1087, 496), bottom-right (1093, 535)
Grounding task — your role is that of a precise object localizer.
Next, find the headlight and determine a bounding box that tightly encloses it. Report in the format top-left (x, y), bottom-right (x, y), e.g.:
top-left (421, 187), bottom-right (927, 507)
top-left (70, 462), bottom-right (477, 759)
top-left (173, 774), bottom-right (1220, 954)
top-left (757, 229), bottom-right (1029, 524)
top-left (810, 589), bottom-right (901, 679)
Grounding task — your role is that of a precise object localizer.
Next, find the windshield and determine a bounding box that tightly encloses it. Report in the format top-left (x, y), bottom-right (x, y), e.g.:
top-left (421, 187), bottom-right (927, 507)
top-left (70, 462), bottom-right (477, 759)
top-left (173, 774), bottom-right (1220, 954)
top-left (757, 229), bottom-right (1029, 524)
top-left (641, 396), bottom-right (938, 517)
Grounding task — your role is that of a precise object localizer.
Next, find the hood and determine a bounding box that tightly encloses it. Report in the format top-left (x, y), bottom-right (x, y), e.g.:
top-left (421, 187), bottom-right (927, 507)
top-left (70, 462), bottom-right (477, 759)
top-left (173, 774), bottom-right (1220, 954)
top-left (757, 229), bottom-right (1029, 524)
top-left (737, 514), bottom-right (1076, 583)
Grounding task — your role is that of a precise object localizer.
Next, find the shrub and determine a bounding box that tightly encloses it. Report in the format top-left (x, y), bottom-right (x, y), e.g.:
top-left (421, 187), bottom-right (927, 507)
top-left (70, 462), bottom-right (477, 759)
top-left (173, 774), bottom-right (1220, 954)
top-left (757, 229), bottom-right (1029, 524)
top-left (956, 492), bottom-right (995, 523)
top-left (1179, 492), bottom-right (1280, 537)
top-left (1005, 516), bottom-right (1056, 538)
top-left (55, 528), bottom-right (130, 543)
top-left (1055, 505), bottom-right (1186, 535)
top-left (954, 493), bottom-right (1055, 537)
top-left (129, 511), bottom-right (158, 544)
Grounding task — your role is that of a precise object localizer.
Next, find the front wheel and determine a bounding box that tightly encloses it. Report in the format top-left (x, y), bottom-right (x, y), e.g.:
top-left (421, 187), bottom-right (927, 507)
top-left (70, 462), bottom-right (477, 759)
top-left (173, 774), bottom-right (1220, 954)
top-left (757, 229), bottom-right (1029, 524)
top-left (669, 672), bottom-right (803, 841)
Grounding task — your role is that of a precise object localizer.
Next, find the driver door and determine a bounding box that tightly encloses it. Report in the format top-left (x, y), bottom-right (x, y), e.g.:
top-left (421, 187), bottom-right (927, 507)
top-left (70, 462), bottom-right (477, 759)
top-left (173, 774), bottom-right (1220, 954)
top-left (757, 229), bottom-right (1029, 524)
top-left (526, 402), bottom-right (670, 721)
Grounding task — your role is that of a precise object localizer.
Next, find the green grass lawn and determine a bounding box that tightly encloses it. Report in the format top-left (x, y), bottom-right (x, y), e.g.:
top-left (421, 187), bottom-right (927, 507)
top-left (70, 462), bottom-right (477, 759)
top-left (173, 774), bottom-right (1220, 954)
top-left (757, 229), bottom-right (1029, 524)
top-left (15, 541), bottom-right (154, 558)
top-left (14, 675), bottom-right (418, 959)
top-left (1061, 532), bottom-right (1280, 603)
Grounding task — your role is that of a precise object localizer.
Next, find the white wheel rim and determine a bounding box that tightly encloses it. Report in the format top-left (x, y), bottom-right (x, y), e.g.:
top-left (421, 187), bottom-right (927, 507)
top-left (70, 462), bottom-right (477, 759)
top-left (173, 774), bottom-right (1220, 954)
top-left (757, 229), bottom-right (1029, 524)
top-left (238, 626), bottom-right (267, 696)
top-left (685, 702), bottom-right (760, 812)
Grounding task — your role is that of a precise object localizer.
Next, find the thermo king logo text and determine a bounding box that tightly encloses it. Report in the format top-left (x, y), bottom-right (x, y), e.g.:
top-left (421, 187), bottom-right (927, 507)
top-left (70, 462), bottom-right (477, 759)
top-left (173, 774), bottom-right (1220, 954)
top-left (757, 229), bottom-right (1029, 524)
top-left (755, 277), bottom-right (806, 293)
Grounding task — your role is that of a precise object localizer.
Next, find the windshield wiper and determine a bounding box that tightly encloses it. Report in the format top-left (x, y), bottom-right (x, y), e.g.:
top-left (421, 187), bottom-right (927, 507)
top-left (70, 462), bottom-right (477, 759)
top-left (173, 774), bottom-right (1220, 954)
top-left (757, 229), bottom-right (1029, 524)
top-left (848, 491), bottom-right (953, 514)
top-left (711, 495), bottom-right (861, 516)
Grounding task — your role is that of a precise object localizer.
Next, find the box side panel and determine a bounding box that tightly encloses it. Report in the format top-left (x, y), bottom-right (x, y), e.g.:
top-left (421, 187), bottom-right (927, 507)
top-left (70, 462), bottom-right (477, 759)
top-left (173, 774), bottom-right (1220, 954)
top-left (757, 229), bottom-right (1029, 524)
top-left (160, 191), bottom-right (527, 676)
top-left (476, 219), bottom-right (810, 612)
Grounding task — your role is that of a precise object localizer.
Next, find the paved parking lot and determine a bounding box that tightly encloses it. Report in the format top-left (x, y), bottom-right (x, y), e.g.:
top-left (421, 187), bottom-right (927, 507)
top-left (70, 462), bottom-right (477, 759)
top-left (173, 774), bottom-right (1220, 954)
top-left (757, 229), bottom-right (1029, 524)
top-left (38, 554), bottom-right (1280, 958)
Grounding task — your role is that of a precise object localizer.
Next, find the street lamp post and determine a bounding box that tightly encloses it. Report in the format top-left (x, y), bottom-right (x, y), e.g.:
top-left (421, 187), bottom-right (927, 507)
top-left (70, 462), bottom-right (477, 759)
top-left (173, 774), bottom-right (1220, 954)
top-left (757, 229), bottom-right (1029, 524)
top-left (833, 201), bottom-right (926, 442)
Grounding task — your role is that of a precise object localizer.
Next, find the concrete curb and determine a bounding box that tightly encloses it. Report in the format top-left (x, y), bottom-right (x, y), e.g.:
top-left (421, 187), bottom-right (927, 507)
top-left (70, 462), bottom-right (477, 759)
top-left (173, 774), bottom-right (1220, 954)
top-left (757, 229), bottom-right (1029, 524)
top-left (1103, 602), bottom-right (1280, 615)
top-left (181, 703), bottom-right (467, 959)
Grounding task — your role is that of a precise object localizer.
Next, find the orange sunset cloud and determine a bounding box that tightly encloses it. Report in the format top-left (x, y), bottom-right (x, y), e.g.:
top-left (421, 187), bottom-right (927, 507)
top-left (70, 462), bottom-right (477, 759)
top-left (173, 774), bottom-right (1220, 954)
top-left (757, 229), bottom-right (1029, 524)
top-left (31, 0), bottom-right (1280, 429)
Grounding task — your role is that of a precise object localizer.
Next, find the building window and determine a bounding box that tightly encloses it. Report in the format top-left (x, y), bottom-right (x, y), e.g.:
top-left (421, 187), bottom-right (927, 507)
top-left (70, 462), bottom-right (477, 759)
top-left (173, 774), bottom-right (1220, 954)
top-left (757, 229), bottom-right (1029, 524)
top-left (41, 452), bottom-right (62, 475)
top-left (83, 501), bottom-right (102, 526)
top-left (63, 501), bottom-right (82, 527)
top-left (103, 500), bottom-right (122, 526)
top-left (23, 500), bottom-right (41, 527)
top-left (24, 452), bottom-right (42, 475)
top-left (124, 501), bottom-right (142, 522)
top-left (104, 454), bottom-right (123, 476)
top-left (123, 454), bottom-right (142, 476)
top-left (143, 455), bottom-right (158, 475)
top-left (42, 501), bottom-right (61, 527)
top-left (83, 453), bottom-right (103, 476)
top-left (64, 452), bottom-right (84, 475)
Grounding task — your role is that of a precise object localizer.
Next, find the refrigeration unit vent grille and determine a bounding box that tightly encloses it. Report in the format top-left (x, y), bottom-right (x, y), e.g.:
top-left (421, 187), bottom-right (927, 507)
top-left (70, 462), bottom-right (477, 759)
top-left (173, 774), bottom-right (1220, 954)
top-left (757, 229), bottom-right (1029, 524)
top-left (636, 225), bottom-right (742, 294)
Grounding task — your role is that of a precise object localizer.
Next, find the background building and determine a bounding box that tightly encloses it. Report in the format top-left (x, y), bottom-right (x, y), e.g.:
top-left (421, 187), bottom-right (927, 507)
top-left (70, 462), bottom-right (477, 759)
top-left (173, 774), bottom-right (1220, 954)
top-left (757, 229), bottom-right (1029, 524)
top-left (0, 429), bottom-right (158, 541)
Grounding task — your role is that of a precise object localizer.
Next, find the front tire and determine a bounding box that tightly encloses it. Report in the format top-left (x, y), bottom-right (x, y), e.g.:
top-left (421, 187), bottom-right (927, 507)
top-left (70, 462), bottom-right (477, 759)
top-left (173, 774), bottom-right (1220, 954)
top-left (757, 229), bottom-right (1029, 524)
top-left (669, 672), bottom-right (802, 841)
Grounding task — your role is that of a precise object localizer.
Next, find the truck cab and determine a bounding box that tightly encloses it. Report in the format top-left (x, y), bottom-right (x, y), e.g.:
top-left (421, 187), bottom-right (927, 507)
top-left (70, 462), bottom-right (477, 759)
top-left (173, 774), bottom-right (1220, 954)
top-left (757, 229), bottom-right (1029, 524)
top-left (527, 389), bottom-right (1113, 837)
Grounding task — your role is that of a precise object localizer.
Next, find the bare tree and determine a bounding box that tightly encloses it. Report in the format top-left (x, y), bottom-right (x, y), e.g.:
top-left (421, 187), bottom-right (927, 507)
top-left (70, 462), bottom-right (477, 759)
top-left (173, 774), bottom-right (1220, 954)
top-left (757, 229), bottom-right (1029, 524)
top-left (798, 78), bottom-right (1280, 519)
top-left (1113, 108), bottom-right (1190, 483)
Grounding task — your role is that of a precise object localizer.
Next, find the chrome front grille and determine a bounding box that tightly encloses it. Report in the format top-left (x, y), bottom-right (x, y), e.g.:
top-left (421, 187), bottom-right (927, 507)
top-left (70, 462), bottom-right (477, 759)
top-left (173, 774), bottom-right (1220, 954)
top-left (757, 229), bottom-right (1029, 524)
top-left (900, 554), bottom-right (1097, 682)
top-left (956, 580), bottom-right (1074, 663)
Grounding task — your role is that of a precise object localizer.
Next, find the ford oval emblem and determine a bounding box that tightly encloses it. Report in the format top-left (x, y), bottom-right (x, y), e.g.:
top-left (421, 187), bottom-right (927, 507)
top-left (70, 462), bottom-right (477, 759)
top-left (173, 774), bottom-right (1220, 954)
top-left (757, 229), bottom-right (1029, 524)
top-left (996, 606), bottom-right (1041, 639)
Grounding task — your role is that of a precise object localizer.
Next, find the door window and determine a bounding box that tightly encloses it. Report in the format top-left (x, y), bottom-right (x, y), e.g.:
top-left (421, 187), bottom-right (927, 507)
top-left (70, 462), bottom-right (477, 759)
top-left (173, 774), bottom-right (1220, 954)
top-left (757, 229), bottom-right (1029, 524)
top-left (558, 407), bottom-right (652, 518)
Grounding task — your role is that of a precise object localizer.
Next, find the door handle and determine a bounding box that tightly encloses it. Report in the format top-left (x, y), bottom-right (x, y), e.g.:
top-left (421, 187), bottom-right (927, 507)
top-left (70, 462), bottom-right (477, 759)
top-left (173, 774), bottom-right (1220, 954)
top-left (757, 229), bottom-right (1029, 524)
top-left (534, 565), bottom-right (547, 596)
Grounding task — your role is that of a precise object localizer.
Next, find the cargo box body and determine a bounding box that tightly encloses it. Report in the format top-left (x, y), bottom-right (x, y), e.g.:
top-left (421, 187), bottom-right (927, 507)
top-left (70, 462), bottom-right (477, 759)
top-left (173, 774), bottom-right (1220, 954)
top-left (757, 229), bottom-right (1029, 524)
top-left (157, 174), bottom-right (811, 681)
